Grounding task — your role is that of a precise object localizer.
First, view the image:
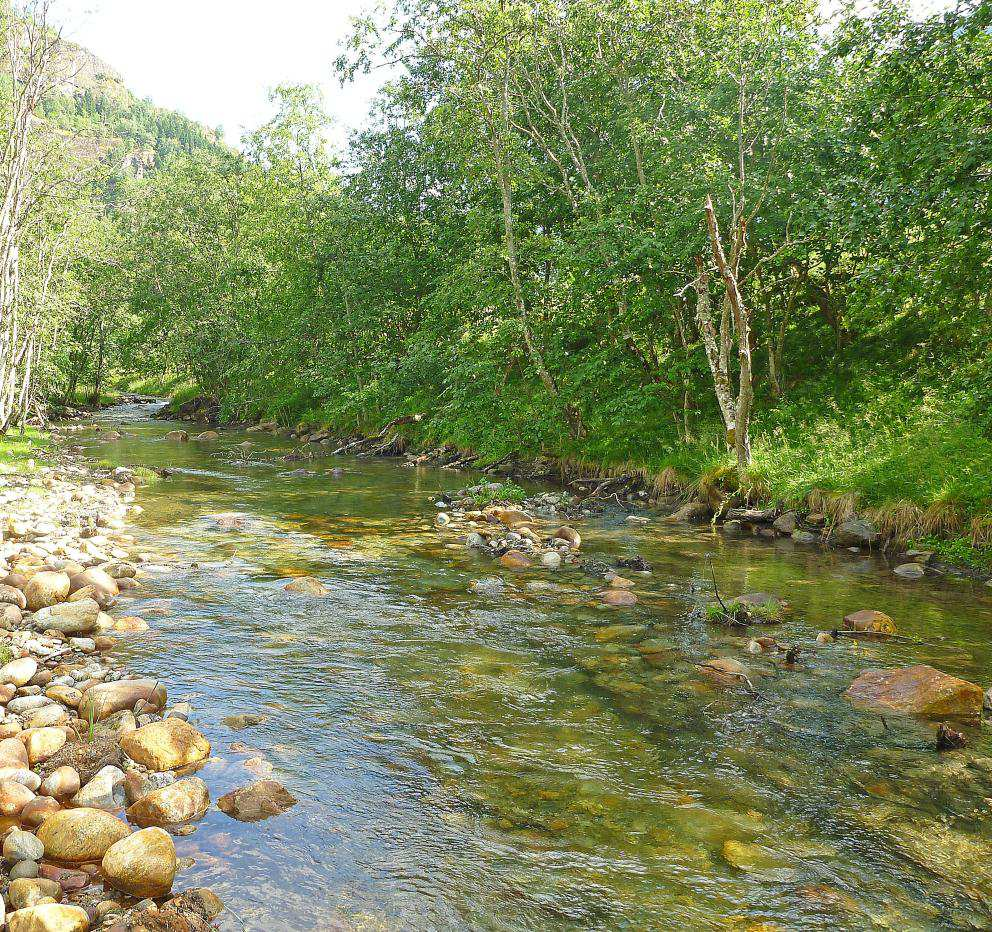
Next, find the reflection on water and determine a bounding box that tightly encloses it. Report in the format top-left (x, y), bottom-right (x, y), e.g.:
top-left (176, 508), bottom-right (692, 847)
top-left (79, 403), bottom-right (992, 930)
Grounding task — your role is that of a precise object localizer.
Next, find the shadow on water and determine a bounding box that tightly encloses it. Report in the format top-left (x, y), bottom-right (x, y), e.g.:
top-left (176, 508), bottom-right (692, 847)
top-left (76, 403), bottom-right (992, 930)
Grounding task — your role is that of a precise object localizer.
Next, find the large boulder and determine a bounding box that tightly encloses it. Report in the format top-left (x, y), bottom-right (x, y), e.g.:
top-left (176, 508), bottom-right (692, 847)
top-left (68, 569), bottom-right (119, 605)
top-left (37, 807), bottom-right (130, 862)
top-left (833, 518), bottom-right (879, 548)
top-left (24, 572), bottom-right (70, 612)
top-left (669, 501), bottom-right (712, 524)
top-left (119, 718), bottom-right (210, 771)
top-left (126, 776), bottom-right (210, 826)
top-left (31, 599), bottom-right (99, 635)
top-left (77, 679), bottom-right (166, 722)
top-left (845, 665), bottom-right (983, 722)
top-left (101, 827), bottom-right (176, 899)
top-left (217, 780), bottom-right (297, 822)
top-left (843, 610), bottom-right (896, 636)
top-left (772, 511), bottom-right (798, 535)
top-left (7, 904), bottom-right (90, 932)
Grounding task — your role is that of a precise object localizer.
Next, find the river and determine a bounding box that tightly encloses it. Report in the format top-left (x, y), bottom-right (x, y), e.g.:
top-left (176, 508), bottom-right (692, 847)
top-left (76, 402), bottom-right (992, 930)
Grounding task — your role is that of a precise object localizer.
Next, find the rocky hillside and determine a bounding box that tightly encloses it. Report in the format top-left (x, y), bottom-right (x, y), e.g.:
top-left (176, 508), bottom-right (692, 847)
top-left (42, 37), bottom-right (224, 179)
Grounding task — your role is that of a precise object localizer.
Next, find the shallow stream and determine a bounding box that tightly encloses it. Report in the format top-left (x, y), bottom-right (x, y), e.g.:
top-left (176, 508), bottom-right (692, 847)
top-left (77, 403), bottom-right (992, 930)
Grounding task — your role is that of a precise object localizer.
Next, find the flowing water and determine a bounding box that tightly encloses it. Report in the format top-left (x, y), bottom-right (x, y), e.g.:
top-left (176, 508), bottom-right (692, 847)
top-left (75, 402), bottom-right (992, 931)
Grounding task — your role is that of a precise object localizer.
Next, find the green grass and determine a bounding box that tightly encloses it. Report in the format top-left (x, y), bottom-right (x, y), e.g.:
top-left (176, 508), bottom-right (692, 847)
top-left (0, 427), bottom-right (48, 475)
top-left (116, 372), bottom-right (193, 398)
top-left (461, 481), bottom-right (527, 507)
top-left (67, 385), bottom-right (120, 407)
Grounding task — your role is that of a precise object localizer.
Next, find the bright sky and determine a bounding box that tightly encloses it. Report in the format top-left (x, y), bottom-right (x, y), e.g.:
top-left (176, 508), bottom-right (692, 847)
top-left (58, 0), bottom-right (385, 149)
top-left (59, 0), bottom-right (954, 150)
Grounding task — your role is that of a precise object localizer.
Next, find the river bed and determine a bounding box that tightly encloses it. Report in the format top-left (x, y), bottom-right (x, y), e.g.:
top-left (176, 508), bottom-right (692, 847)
top-left (77, 403), bottom-right (992, 930)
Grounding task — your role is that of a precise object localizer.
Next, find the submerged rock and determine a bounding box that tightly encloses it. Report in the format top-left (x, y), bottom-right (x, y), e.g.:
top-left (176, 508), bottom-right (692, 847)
top-left (498, 550), bottom-right (531, 570)
top-left (217, 780), bottom-right (297, 822)
top-left (126, 776), bottom-right (210, 827)
top-left (845, 665), bottom-right (983, 722)
top-left (283, 576), bottom-right (328, 596)
top-left (894, 562), bottom-right (925, 579)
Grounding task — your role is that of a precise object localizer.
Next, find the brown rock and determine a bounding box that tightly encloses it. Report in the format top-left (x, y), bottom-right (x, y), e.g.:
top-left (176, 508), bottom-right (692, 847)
top-left (38, 864), bottom-right (89, 893)
top-left (845, 665), bottom-right (983, 722)
top-left (21, 795), bottom-right (60, 828)
top-left (7, 903), bottom-right (90, 932)
top-left (498, 550), bottom-right (531, 570)
top-left (67, 585), bottom-right (114, 610)
top-left (601, 589), bottom-right (637, 607)
top-left (7, 877), bottom-right (62, 910)
top-left (553, 526), bottom-right (581, 548)
top-left (112, 616), bottom-right (148, 633)
top-left (0, 779), bottom-right (36, 815)
top-left (24, 572), bottom-right (71, 612)
top-left (40, 767), bottom-right (81, 799)
top-left (23, 728), bottom-right (67, 766)
top-left (496, 509), bottom-right (533, 529)
top-left (700, 657), bottom-right (749, 686)
top-left (0, 736), bottom-right (28, 767)
top-left (37, 807), bottom-right (130, 862)
top-left (217, 780), bottom-right (297, 822)
top-left (126, 777), bottom-right (210, 827)
top-left (843, 609), bottom-right (896, 636)
top-left (101, 827), bottom-right (176, 899)
top-left (0, 583), bottom-right (27, 609)
top-left (77, 679), bottom-right (166, 722)
top-left (119, 719), bottom-right (210, 771)
top-left (45, 687), bottom-right (81, 709)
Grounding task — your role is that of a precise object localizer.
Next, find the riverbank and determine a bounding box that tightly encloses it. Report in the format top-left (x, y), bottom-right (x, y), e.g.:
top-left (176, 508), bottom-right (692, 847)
top-left (0, 427), bottom-right (234, 930)
top-left (159, 395), bottom-right (992, 586)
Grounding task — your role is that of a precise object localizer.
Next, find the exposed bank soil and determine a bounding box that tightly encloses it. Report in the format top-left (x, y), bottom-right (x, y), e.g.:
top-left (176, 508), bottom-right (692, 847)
top-left (0, 420), bottom-right (267, 930)
top-left (160, 397), bottom-right (992, 586)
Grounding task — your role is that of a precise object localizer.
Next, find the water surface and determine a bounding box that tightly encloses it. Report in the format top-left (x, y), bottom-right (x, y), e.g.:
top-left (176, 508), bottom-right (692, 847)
top-left (78, 404), bottom-right (992, 930)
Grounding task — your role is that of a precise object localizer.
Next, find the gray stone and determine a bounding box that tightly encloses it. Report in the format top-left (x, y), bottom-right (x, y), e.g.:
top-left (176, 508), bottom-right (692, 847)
top-left (834, 518), bottom-right (879, 547)
top-left (9, 859), bottom-right (39, 879)
top-left (72, 765), bottom-right (126, 811)
top-left (894, 562), bottom-right (925, 579)
top-left (3, 829), bottom-right (44, 864)
top-left (772, 511), bottom-right (798, 535)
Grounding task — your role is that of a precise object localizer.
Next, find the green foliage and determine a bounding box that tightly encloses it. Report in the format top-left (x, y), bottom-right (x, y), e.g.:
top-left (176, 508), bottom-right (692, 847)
top-left (0, 645), bottom-right (12, 667)
top-left (82, 0), bottom-right (992, 552)
top-left (462, 482), bottom-right (528, 507)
